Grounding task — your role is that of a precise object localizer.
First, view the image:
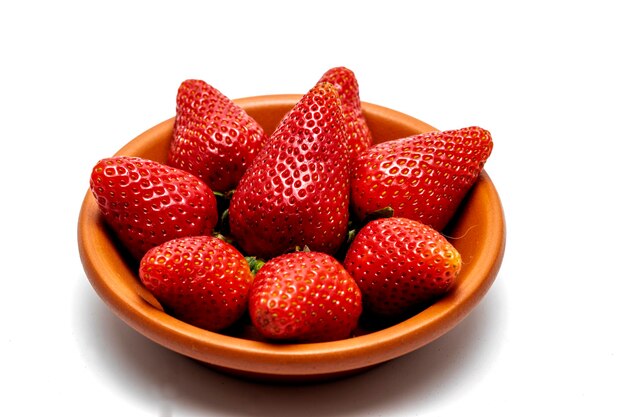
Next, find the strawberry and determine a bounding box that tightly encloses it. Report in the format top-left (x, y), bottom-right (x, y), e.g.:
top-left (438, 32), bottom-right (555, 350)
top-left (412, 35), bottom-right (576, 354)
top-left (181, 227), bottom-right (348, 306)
top-left (90, 156), bottom-right (218, 259)
top-left (228, 82), bottom-right (350, 259)
top-left (139, 235), bottom-right (253, 331)
top-left (317, 66), bottom-right (372, 163)
top-left (249, 251), bottom-right (362, 342)
top-left (168, 79), bottom-right (268, 193)
top-left (350, 126), bottom-right (493, 231)
top-left (343, 217), bottom-right (461, 317)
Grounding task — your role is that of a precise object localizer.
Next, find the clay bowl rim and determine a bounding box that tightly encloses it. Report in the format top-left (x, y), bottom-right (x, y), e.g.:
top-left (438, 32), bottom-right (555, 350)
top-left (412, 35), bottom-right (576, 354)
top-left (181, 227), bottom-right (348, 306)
top-left (78, 94), bottom-right (506, 379)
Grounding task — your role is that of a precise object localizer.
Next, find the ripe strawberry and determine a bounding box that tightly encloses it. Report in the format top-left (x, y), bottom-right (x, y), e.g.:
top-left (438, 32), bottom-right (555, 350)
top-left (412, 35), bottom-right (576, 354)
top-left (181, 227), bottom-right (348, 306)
top-left (139, 235), bottom-right (253, 331)
top-left (343, 217), bottom-right (461, 317)
top-left (90, 156), bottom-right (218, 259)
top-left (317, 66), bottom-right (372, 163)
top-left (249, 251), bottom-right (362, 342)
top-left (351, 126), bottom-right (493, 231)
top-left (168, 79), bottom-right (268, 192)
top-left (228, 82), bottom-right (350, 259)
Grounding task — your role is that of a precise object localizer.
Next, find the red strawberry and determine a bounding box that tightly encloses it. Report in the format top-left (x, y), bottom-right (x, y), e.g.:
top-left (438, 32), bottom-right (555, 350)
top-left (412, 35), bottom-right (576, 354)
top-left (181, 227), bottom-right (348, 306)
top-left (351, 126), bottom-right (493, 231)
top-left (318, 67), bottom-right (372, 163)
top-left (249, 251), bottom-right (362, 342)
top-left (139, 235), bottom-right (253, 331)
top-left (343, 217), bottom-right (461, 317)
top-left (90, 156), bottom-right (218, 259)
top-left (168, 79), bottom-right (268, 192)
top-left (228, 82), bottom-right (350, 259)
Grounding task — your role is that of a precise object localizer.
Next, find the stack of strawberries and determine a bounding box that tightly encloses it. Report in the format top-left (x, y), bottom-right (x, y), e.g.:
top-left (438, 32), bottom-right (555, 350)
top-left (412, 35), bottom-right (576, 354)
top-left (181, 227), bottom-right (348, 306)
top-left (89, 67), bottom-right (493, 343)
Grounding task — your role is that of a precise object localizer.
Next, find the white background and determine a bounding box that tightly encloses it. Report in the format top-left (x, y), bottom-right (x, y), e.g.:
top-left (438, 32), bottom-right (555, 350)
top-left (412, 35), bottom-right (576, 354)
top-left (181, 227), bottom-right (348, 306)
top-left (2, 1), bottom-right (624, 415)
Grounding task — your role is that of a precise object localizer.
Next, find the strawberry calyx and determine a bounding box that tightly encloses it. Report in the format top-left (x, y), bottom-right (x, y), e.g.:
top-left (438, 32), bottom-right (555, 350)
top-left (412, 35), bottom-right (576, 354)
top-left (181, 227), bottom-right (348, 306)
top-left (245, 256), bottom-right (266, 276)
top-left (212, 190), bottom-right (236, 237)
top-left (335, 206), bottom-right (395, 261)
top-left (360, 206), bottom-right (395, 225)
top-left (290, 245), bottom-right (312, 253)
top-left (212, 231), bottom-right (236, 245)
top-left (214, 232), bottom-right (266, 275)
top-left (213, 190), bottom-right (235, 201)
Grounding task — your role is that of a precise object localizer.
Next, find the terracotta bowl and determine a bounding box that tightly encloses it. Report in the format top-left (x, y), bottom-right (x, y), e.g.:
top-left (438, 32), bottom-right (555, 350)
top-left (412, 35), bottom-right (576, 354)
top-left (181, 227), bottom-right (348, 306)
top-left (78, 94), bottom-right (506, 382)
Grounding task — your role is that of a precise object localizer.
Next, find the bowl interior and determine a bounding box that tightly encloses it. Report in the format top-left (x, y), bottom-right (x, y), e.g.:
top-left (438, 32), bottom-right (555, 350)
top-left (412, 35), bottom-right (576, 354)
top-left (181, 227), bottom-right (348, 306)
top-left (78, 94), bottom-right (505, 381)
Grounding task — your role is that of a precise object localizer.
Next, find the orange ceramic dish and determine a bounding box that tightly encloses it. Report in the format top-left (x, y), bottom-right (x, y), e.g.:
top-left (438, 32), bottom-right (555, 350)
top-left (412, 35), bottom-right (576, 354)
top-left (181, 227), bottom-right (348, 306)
top-left (77, 95), bottom-right (506, 382)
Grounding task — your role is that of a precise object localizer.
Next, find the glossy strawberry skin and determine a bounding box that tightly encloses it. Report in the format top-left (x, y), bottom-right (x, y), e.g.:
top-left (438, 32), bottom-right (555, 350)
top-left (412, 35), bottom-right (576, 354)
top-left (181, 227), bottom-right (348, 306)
top-left (229, 82), bottom-right (350, 259)
top-left (249, 251), bottom-right (362, 342)
top-left (168, 79), bottom-right (268, 192)
top-left (351, 126), bottom-right (493, 231)
top-left (343, 217), bottom-right (461, 317)
top-left (139, 236), bottom-right (253, 331)
top-left (90, 156), bottom-right (218, 259)
top-left (318, 67), bottom-right (372, 163)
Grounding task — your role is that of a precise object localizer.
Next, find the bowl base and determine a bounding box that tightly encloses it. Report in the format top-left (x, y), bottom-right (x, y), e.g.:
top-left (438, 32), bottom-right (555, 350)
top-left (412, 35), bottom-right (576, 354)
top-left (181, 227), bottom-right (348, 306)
top-left (199, 360), bottom-right (384, 384)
